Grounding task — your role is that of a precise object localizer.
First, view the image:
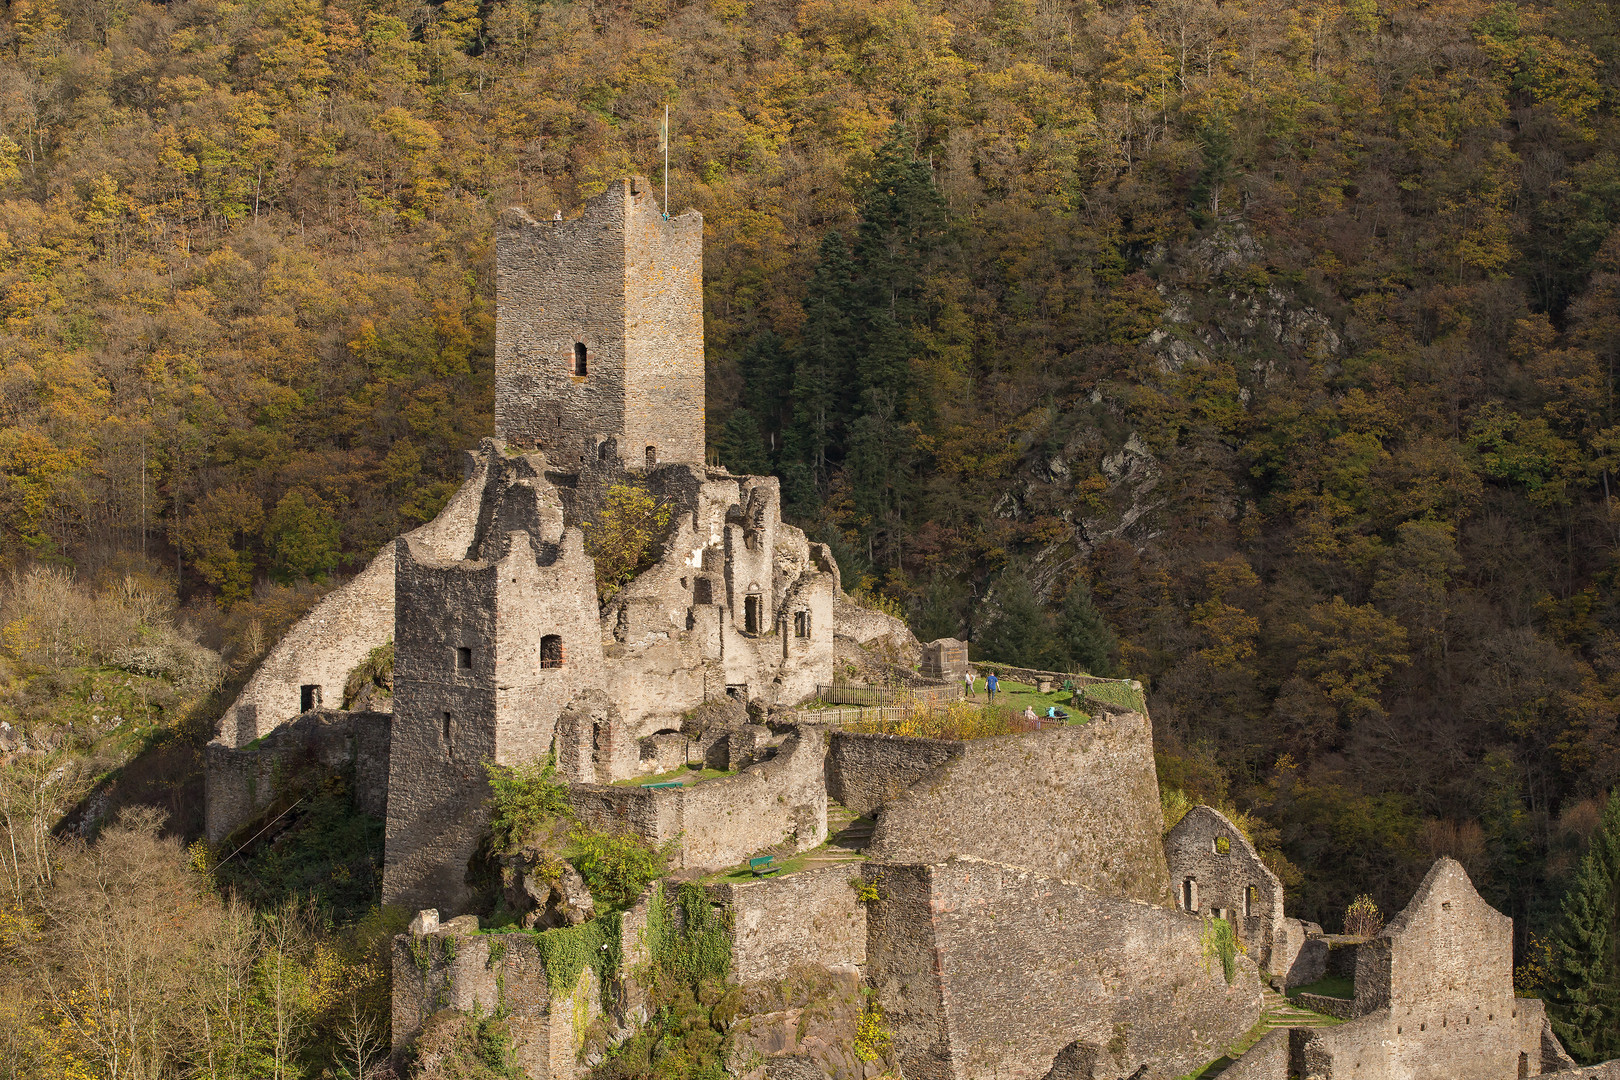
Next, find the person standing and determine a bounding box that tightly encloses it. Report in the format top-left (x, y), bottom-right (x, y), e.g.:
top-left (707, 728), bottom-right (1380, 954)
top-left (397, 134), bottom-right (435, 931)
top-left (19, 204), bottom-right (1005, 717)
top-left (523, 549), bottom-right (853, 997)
top-left (986, 671), bottom-right (999, 703)
top-left (963, 669), bottom-right (976, 699)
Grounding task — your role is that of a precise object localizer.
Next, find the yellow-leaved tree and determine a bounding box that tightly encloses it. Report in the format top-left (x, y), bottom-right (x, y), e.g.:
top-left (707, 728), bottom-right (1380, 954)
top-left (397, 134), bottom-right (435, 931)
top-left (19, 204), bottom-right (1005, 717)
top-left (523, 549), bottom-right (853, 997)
top-left (582, 484), bottom-right (671, 602)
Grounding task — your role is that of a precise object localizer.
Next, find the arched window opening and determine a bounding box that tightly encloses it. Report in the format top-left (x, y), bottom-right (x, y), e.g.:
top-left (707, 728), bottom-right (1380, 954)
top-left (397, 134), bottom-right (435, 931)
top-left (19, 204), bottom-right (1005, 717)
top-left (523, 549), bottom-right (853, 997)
top-left (744, 594), bottom-right (762, 633)
top-left (645, 445), bottom-right (657, 467)
top-left (541, 635), bottom-right (564, 669)
top-left (573, 342), bottom-right (588, 376)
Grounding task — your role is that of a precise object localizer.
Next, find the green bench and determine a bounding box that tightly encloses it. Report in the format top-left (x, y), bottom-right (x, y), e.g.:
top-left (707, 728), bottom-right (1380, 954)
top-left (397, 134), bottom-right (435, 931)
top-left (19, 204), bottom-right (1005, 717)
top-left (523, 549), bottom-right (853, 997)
top-left (750, 855), bottom-right (779, 876)
top-left (642, 780), bottom-right (684, 789)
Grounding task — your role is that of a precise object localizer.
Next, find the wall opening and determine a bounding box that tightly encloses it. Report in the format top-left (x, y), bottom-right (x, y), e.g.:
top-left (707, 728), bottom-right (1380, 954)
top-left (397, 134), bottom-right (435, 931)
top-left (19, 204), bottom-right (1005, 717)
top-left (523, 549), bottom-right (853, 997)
top-left (645, 445), bottom-right (657, 467)
top-left (794, 610), bottom-right (811, 638)
top-left (540, 635), bottom-right (564, 669)
top-left (1213, 835), bottom-right (1231, 855)
top-left (1245, 885), bottom-right (1256, 918)
top-left (694, 578), bottom-right (713, 605)
top-left (1519, 1053), bottom-right (1529, 1078)
top-left (1182, 877), bottom-right (1197, 911)
top-left (573, 342), bottom-right (587, 376)
top-left (442, 711), bottom-right (452, 752)
top-left (300, 684), bottom-right (320, 712)
top-left (456, 646), bottom-right (472, 669)
top-left (744, 594), bottom-right (762, 633)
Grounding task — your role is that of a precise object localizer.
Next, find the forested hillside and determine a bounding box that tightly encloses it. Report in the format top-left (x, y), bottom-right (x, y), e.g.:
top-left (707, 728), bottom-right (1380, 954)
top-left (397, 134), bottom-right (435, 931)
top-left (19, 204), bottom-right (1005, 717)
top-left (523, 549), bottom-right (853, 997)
top-left (3, 0), bottom-right (1620, 985)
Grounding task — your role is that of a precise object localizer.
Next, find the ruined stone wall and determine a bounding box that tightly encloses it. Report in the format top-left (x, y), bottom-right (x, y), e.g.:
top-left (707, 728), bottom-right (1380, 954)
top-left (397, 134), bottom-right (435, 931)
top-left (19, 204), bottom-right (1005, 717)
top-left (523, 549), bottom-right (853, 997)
top-left (391, 924), bottom-right (598, 1079)
top-left (867, 713), bottom-right (1173, 905)
top-left (707, 864), bottom-right (867, 985)
top-left (569, 727), bottom-right (827, 872)
top-left (1165, 806), bottom-right (1287, 972)
top-left (216, 447), bottom-right (490, 748)
top-left (1289, 859), bottom-right (1545, 1079)
top-left (826, 732), bottom-right (962, 818)
top-left (864, 856), bottom-right (1260, 1080)
top-left (204, 709), bottom-right (390, 844)
top-left (622, 184), bottom-right (704, 467)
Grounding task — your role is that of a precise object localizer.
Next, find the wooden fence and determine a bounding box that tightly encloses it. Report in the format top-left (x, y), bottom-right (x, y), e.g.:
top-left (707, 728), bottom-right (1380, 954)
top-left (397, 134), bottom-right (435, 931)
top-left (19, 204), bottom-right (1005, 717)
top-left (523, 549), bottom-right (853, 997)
top-left (814, 683), bottom-right (961, 707)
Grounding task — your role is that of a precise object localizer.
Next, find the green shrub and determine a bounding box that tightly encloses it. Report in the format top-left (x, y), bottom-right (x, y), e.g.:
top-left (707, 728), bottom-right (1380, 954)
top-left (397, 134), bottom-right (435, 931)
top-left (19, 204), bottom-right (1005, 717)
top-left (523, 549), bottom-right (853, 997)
top-left (485, 756), bottom-right (571, 854)
top-left (567, 827), bottom-right (671, 911)
top-left (1202, 916), bottom-right (1240, 984)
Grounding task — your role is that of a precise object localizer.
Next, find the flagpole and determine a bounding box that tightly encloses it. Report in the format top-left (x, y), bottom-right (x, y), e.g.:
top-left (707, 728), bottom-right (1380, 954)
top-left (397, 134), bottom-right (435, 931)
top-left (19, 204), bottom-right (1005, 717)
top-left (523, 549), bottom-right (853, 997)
top-left (663, 103), bottom-right (670, 218)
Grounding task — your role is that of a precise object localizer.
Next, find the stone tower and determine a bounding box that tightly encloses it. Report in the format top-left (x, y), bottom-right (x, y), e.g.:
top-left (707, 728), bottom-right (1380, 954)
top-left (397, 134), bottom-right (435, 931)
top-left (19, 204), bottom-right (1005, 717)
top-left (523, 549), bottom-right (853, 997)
top-left (495, 177), bottom-right (705, 469)
top-left (382, 449), bottom-right (604, 915)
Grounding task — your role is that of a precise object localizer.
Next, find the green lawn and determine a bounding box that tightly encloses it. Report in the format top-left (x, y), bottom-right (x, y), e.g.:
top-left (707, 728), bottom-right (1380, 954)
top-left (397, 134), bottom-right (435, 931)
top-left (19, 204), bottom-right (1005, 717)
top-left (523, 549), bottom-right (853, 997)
top-left (611, 763), bottom-right (733, 787)
top-left (973, 679), bottom-right (1082, 718)
top-left (1078, 680), bottom-right (1146, 712)
top-left (1290, 974), bottom-right (1355, 1000)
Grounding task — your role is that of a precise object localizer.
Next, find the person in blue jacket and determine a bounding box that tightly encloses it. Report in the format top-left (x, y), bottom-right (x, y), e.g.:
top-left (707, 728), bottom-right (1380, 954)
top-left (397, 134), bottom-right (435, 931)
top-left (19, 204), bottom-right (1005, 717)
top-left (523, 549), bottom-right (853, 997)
top-left (986, 672), bottom-right (999, 703)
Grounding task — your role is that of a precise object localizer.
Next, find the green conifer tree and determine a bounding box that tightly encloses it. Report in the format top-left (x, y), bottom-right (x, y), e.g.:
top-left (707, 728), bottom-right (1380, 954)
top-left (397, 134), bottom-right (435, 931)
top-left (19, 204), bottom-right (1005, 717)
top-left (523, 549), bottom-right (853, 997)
top-left (1546, 790), bottom-right (1620, 1063)
top-left (790, 231), bottom-right (857, 486)
top-left (974, 571), bottom-right (1066, 670)
top-left (1058, 578), bottom-right (1118, 675)
top-left (716, 408), bottom-right (770, 477)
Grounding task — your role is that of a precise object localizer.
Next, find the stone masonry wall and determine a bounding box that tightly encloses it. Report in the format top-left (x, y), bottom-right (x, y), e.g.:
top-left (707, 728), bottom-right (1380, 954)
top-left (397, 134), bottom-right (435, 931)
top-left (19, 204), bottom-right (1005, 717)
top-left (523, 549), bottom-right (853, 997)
top-left (707, 864), bottom-right (867, 985)
top-left (1165, 806), bottom-right (1287, 972)
top-left (827, 732), bottom-right (962, 818)
top-left (622, 180), bottom-right (704, 468)
top-left (867, 712), bottom-right (1173, 905)
top-left (216, 445), bottom-right (489, 748)
top-left (569, 727), bottom-right (827, 871)
top-left (1290, 858), bottom-right (1547, 1079)
top-left (864, 856), bottom-right (1261, 1080)
top-left (495, 178), bottom-right (704, 467)
top-left (204, 709), bottom-right (390, 844)
top-left (391, 925), bottom-right (599, 1079)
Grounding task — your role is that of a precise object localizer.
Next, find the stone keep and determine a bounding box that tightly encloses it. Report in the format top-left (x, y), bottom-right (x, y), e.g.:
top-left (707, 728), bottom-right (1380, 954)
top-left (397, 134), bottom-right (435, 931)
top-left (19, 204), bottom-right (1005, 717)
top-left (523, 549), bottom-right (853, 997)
top-left (495, 177), bottom-right (704, 468)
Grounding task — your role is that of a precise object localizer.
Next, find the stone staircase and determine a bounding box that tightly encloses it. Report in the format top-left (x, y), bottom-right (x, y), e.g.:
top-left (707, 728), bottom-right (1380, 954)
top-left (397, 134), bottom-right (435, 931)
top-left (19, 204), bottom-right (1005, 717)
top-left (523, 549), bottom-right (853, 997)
top-left (1194, 986), bottom-right (1344, 1078)
top-left (792, 801), bottom-right (875, 871)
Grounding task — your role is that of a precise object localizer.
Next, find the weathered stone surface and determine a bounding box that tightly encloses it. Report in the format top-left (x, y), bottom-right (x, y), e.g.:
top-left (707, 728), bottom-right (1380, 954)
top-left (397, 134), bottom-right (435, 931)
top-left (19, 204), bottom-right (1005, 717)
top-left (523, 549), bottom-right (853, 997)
top-left (707, 865), bottom-right (867, 984)
top-left (865, 856), bottom-right (1261, 1080)
top-left (1165, 805), bottom-right (1287, 973)
top-left (204, 708), bottom-right (390, 845)
top-left (864, 712), bottom-right (1173, 905)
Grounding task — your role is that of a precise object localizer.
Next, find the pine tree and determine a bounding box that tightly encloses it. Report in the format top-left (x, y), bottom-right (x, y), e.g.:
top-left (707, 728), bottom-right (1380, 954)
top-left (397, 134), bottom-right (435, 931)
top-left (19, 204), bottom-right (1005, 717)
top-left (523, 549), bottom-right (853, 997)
top-left (715, 409), bottom-right (770, 477)
top-left (738, 329), bottom-right (792, 457)
top-left (974, 571), bottom-right (1066, 670)
top-left (789, 231), bottom-right (857, 486)
top-left (1058, 578), bottom-right (1118, 675)
top-left (1546, 790), bottom-right (1620, 1063)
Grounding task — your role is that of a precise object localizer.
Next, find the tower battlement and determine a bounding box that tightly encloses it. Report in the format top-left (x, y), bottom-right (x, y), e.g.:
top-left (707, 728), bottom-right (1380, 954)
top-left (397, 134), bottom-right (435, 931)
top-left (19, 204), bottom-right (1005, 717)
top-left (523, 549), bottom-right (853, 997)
top-left (495, 178), bottom-right (705, 469)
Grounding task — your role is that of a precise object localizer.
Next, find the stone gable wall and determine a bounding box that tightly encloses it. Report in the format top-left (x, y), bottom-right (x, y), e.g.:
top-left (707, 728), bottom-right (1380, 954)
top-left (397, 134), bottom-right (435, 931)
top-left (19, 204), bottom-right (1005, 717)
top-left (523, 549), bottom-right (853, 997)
top-left (204, 709), bottom-right (390, 845)
top-left (707, 864), bottom-right (867, 984)
top-left (865, 857), bottom-right (1260, 1080)
top-left (1165, 806), bottom-right (1287, 972)
top-left (866, 713), bottom-right (1173, 905)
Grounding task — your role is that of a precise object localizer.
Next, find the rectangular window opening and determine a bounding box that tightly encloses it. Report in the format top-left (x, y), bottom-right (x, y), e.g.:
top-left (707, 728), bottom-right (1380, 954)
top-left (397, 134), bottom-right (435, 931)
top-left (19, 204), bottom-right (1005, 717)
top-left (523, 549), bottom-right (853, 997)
top-left (794, 610), bottom-right (811, 638)
top-left (540, 634), bottom-right (564, 669)
top-left (456, 646), bottom-right (473, 669)
top-left (744, 594), bottom-right (762, 633)
top-left (300, 684), bottom-right (320, 712)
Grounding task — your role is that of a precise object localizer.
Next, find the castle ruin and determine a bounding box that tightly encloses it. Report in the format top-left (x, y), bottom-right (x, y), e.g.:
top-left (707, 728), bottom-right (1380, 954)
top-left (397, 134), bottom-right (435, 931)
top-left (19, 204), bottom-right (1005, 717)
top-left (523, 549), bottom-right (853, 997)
top-left (206, 179), bottom-right (1620, 1080)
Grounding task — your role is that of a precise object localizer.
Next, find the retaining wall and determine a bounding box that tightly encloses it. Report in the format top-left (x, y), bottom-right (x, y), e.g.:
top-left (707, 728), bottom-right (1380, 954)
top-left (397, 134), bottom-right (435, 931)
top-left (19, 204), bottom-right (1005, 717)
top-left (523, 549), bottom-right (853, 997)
top-left (707, 864), bottom-right (867, 984)
top-left (826, 732), bottom-right (961, 818)
top-left (864, 856), bottom-right (1260, 1080)
top-left (865, 711), bottom-right (1173, 905)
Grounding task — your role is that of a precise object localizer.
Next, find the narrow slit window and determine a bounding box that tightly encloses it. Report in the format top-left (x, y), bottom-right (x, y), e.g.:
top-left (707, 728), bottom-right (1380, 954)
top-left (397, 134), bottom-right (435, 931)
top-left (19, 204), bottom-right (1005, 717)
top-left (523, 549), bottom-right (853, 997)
top-left (540, 635), bottom-right (564, 669)
top-left (645, 445), bottom-right (657, 467)
top-left (1182, 877), bottom-right (1197, 911)
top-left (1245, 886), bottom-right (1255, 918)
top-left (443, 711), bottom-right (452, 743)
top-left (573, 342), bottom-right (587, 376)
top-left (744, 594), bottom-right (762, 633)
top-left (794, 610), bottom-right (811, 638)
top-left (456, 646), bottom-right (472, 669)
